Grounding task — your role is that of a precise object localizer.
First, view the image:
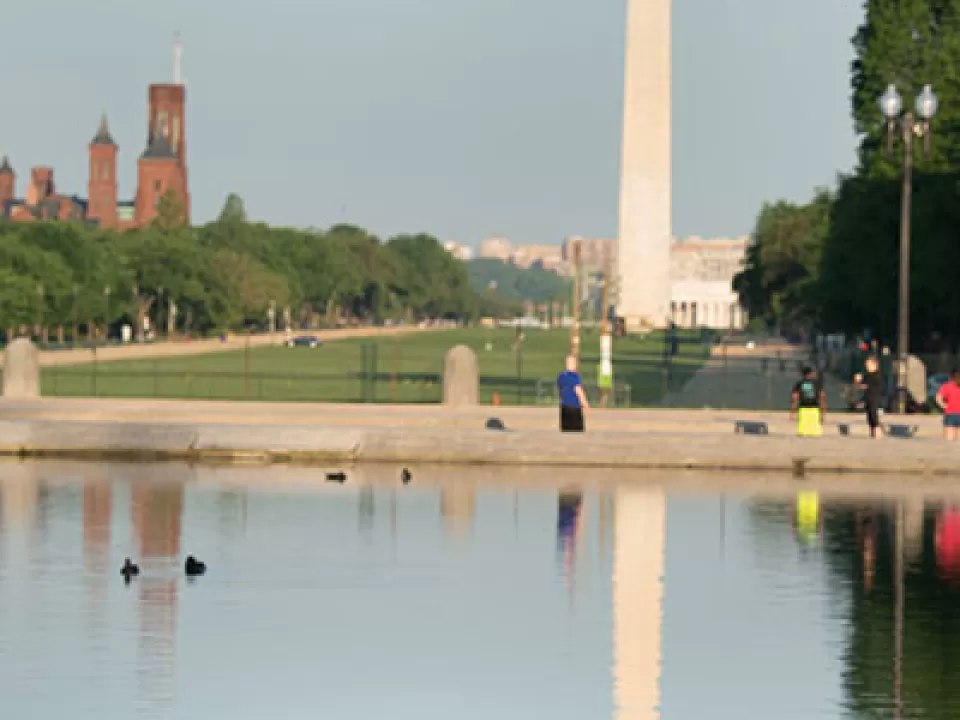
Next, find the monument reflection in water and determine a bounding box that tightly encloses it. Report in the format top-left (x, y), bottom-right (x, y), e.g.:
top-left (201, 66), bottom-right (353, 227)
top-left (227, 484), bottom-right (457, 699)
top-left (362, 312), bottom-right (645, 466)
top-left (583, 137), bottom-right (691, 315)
top-left (2, 463), bottom-right (960, 719)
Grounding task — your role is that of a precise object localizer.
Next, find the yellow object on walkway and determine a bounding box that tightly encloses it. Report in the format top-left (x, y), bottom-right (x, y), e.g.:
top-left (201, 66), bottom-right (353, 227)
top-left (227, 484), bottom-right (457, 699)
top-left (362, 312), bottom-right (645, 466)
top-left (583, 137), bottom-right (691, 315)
top-left (797, 407), bottom-right (822, 437)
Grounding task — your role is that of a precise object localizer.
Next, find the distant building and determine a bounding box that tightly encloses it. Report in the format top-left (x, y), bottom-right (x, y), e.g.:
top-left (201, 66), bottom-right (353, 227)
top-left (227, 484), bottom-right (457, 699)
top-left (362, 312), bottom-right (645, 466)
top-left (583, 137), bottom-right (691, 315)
top-left (478, 236), bottom-right (566, 272)
top-left (669, 236), bottom-right (749, 329)
top-left (442, 241), bottom-right (474, 261)
top-left (0, 41), bottom-right (190, 229)
top-left (562, 236), bottom-right (617, 273)
top-left (479, 236), bottom-right (514, 262)
top-left (477, 233), bottom-right (748, 329)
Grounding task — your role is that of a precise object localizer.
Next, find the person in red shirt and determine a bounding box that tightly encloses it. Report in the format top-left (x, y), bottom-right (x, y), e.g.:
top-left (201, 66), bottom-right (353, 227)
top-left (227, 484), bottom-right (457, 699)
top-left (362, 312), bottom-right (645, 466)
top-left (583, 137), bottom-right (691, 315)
top-left (935, 370), bottom-right (960, 440)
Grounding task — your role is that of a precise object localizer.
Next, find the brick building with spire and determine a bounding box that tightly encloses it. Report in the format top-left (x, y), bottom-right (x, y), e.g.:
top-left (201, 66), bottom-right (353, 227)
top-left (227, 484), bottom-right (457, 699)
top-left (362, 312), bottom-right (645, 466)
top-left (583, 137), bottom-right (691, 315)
top-left (0, 42), bottom-right (190, 229)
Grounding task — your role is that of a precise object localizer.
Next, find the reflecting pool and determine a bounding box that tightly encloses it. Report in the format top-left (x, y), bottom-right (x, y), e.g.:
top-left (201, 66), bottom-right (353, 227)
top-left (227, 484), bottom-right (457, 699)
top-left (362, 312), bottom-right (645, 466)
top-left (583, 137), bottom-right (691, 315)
top-left (1, 461), bottom-right (959, 719)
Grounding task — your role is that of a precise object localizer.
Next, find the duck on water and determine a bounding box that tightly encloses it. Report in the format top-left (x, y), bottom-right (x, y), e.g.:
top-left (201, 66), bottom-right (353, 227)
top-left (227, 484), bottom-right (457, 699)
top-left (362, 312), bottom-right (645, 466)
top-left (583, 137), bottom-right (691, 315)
top-left (184, 555), bottom-right (206, 576)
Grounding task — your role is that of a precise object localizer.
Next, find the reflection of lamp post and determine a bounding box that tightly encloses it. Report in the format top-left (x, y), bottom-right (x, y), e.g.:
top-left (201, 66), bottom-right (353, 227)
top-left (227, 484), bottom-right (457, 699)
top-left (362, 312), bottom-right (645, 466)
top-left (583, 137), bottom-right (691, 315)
top-left (893, 500), bottom-right (904, 720)
top-left (880, 83), bottom-right (938, 414)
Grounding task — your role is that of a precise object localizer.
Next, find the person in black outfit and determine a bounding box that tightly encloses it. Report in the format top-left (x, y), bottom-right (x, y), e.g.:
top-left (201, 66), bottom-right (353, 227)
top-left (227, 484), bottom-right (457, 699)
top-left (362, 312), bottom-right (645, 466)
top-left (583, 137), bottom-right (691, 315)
top-left (856, 356), bottom-right (884, 438)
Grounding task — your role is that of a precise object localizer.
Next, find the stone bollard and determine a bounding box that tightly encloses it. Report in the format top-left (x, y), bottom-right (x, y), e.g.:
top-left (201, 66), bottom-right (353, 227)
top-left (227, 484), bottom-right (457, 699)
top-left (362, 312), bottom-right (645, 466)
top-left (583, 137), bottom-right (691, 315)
top-left (3, 338), bottom-right (40, 398)
top-left (443, 345), bottom-right (478, 407)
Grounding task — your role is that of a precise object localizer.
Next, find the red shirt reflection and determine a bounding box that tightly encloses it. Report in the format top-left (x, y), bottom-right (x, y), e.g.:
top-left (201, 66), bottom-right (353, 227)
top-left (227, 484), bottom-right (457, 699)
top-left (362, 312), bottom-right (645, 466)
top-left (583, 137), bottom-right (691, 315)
top-left (936, 508), bottom-right (960, 581)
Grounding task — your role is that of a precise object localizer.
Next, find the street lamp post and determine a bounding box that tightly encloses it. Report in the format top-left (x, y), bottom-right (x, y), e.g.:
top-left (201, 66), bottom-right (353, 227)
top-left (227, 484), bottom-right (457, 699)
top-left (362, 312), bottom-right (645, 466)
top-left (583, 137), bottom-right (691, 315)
top-left (72, 284), bottom-right (79, 346)
top-left (880, 83), bottom-right (938, 414)
top-left (157, 285), bottom-right (165, 338)
top-left (35, 283), bottom-right (43, 344)
top-left (103, 285), bottom-right (111, 344)
top-left (570, 241), bottom-right (582, 361)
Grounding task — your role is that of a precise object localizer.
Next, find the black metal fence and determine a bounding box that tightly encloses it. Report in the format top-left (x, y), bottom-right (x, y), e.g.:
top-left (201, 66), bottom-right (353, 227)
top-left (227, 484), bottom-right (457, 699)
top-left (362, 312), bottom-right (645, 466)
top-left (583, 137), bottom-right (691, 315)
top-left (40, 365), bottom-right (443, 403)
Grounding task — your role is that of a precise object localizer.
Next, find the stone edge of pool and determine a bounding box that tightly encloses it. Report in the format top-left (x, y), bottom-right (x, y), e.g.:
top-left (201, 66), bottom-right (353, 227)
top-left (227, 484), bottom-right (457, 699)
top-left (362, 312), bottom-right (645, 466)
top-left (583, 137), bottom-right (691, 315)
top-left (0, 419), bottom-right (956, 476)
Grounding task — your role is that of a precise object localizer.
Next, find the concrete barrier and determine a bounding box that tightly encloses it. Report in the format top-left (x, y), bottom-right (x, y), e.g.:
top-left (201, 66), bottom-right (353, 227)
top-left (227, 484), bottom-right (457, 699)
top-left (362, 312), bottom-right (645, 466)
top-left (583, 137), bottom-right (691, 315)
top-left (443, 345), bottom-right (478, 407)
top-left (3, 339), bottom-right (40, 398)
top-left (0, 418), bottom-right (958, 475)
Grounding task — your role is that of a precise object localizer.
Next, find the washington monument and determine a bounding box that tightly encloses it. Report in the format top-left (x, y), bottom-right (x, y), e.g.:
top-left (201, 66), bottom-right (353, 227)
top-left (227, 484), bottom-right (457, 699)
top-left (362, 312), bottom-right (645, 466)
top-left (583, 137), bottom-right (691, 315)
top-left (617, 0), bottom-right (672, 331)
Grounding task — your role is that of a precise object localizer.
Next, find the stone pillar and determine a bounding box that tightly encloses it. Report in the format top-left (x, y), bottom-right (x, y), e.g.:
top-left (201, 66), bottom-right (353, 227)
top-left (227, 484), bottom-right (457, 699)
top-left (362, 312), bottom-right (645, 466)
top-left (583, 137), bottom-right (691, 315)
top-left (443, 345), bottom-right (478, 407)
top-left (617, 0), bottom-right (672, 332)
top-left (3, 338), bottom-right (40, 398)
top-left (905, 355), bottom-right (926, 404)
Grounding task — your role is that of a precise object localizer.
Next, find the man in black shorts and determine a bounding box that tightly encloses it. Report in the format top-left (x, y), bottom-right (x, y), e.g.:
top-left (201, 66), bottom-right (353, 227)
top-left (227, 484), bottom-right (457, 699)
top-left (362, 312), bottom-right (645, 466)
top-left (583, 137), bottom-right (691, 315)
top-left (856, 355), bottom-right (884, 438)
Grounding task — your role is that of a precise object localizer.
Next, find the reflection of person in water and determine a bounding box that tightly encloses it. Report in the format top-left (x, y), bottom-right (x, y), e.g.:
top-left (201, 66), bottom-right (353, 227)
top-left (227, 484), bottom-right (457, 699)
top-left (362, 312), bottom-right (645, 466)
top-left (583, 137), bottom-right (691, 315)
top-left (791, 491), bottom-right (822, 549)
top-left (936, 506), bottom-right (960, 582)
top-left (557, 491), bottom-right (583, 581)
top-left (856, 512), bottom-right (877, 592)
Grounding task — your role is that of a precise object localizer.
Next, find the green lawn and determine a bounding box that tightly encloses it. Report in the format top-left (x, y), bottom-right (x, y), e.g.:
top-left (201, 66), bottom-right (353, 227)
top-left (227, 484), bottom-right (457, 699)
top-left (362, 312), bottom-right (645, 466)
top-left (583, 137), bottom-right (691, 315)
top-left (39, 327), bottom-right (709, 406)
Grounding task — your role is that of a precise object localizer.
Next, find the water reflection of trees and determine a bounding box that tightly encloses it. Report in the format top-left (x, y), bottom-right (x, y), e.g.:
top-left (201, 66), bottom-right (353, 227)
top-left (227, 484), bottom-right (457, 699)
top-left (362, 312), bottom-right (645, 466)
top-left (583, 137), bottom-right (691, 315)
top-left (832, 502), bottom-right (960, 719)
top-left (753, 496), bottom-right (960, 718)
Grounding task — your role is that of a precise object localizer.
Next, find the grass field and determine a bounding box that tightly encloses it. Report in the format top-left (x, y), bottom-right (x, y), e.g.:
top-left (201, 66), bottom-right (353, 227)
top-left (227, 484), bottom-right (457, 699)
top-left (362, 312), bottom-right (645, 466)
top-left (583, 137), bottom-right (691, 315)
top-left (38, 327), bottom-right (710, 406)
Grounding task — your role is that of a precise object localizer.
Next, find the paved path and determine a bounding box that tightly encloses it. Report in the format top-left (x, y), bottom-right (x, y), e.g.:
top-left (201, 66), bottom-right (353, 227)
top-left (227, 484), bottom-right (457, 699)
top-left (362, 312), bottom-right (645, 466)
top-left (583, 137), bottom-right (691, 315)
top-left (1, 325), bottom-right (441, 369)
top-left (661, 343), bottom-right (847, 411)
top-left (0, 397), bottom-right (937, 437)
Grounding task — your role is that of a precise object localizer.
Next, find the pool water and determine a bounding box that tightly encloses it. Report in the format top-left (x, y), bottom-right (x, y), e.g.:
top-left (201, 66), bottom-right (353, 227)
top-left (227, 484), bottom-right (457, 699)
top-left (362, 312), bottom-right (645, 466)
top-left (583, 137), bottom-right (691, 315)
top-left (0, 461), bottom-right (957, 719)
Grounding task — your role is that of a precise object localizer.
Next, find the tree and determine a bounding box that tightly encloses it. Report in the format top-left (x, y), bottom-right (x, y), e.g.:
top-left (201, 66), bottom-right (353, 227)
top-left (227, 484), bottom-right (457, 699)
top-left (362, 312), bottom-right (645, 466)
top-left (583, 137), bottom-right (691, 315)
top-left (732, 191), bottom-right (832, 332)
top-left (202, 249), bottom-right (290, 329)
top-left (153, 190), bottom-right (188, 231)
top-left (0, 216), bottom-right (498, 339)
top-left (466, 259), bottom-right (571, 305)
top-left (852, 0), bottom-right (960, 176)
top-left (218, 193), bottom-right (248, 224)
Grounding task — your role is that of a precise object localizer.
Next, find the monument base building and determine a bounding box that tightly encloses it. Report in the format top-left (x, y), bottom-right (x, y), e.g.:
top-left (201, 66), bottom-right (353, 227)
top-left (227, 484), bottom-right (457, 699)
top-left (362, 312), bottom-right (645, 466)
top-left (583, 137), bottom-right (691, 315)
top-left (554, 235), bottom-right (749, 330)
top-left (669, 236), bottom-right (749, 330)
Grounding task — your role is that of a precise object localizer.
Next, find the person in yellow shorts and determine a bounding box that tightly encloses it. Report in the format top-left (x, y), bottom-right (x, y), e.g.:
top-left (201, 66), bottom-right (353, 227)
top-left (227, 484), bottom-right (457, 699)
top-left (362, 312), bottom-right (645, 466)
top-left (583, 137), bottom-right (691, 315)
top-left (791, 366), bottom-right (826, 437)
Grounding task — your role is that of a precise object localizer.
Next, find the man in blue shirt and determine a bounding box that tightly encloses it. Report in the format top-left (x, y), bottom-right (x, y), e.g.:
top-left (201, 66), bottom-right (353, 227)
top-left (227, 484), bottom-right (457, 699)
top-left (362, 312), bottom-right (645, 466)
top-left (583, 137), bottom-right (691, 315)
top-left (557, 355), bottom-right (590, 432)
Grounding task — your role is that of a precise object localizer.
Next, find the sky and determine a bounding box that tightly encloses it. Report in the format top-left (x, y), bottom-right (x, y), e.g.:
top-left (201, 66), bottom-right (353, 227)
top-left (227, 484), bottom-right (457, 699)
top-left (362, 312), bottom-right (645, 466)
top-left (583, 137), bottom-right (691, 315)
top-left (0, 0), bottom-right (865, 246)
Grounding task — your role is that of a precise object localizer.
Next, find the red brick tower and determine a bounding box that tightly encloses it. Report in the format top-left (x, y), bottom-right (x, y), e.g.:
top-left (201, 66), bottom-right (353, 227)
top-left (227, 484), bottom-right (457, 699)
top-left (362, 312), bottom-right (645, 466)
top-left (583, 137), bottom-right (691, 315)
top-left (0, 156), bottom-right (13, 213)
top-left (147, 84), bottom-right (190, 221)
top-left (87, 113), bottom-right (118, 228)
top-left (134, 130), bottom-right (185, 226)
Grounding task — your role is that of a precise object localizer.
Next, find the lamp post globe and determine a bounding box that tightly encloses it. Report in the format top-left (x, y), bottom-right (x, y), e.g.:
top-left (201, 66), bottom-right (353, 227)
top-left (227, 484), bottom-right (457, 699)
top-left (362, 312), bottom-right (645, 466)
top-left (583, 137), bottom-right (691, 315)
top-left (880, 84), bottom-right (903, 119)
top-left (916, 84), bottom-right (938, 120)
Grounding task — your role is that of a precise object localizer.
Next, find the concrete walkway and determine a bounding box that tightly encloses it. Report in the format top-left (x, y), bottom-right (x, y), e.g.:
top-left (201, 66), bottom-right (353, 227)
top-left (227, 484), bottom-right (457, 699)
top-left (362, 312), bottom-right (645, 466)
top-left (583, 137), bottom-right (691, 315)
top-left (661, 343), bottom-right (847, 411)
top-left (1, 325), bottom-right (440, 369)
top-left (0, 397), bottom-right (936, 436)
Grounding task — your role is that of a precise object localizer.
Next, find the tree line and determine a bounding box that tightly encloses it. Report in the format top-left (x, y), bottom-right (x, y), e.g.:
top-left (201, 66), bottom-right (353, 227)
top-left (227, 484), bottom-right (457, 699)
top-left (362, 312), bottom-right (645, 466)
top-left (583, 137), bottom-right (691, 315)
top-left (0, 193), bottom-right (519, 341)
top-left (735, 1), bottom-right (960, 350)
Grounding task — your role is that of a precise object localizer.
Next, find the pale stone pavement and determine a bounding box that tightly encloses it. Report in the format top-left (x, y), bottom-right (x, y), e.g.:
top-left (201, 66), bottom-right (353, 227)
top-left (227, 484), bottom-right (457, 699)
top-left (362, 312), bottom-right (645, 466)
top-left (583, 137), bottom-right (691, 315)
top-left (660, 342), bottom-right (847, 412)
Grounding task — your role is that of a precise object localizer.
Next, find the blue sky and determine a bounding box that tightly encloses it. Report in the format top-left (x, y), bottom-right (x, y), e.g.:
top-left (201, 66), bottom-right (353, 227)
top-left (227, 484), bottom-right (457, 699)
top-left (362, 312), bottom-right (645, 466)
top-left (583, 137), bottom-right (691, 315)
top-left (1, 0), bottom-right (864, 245)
